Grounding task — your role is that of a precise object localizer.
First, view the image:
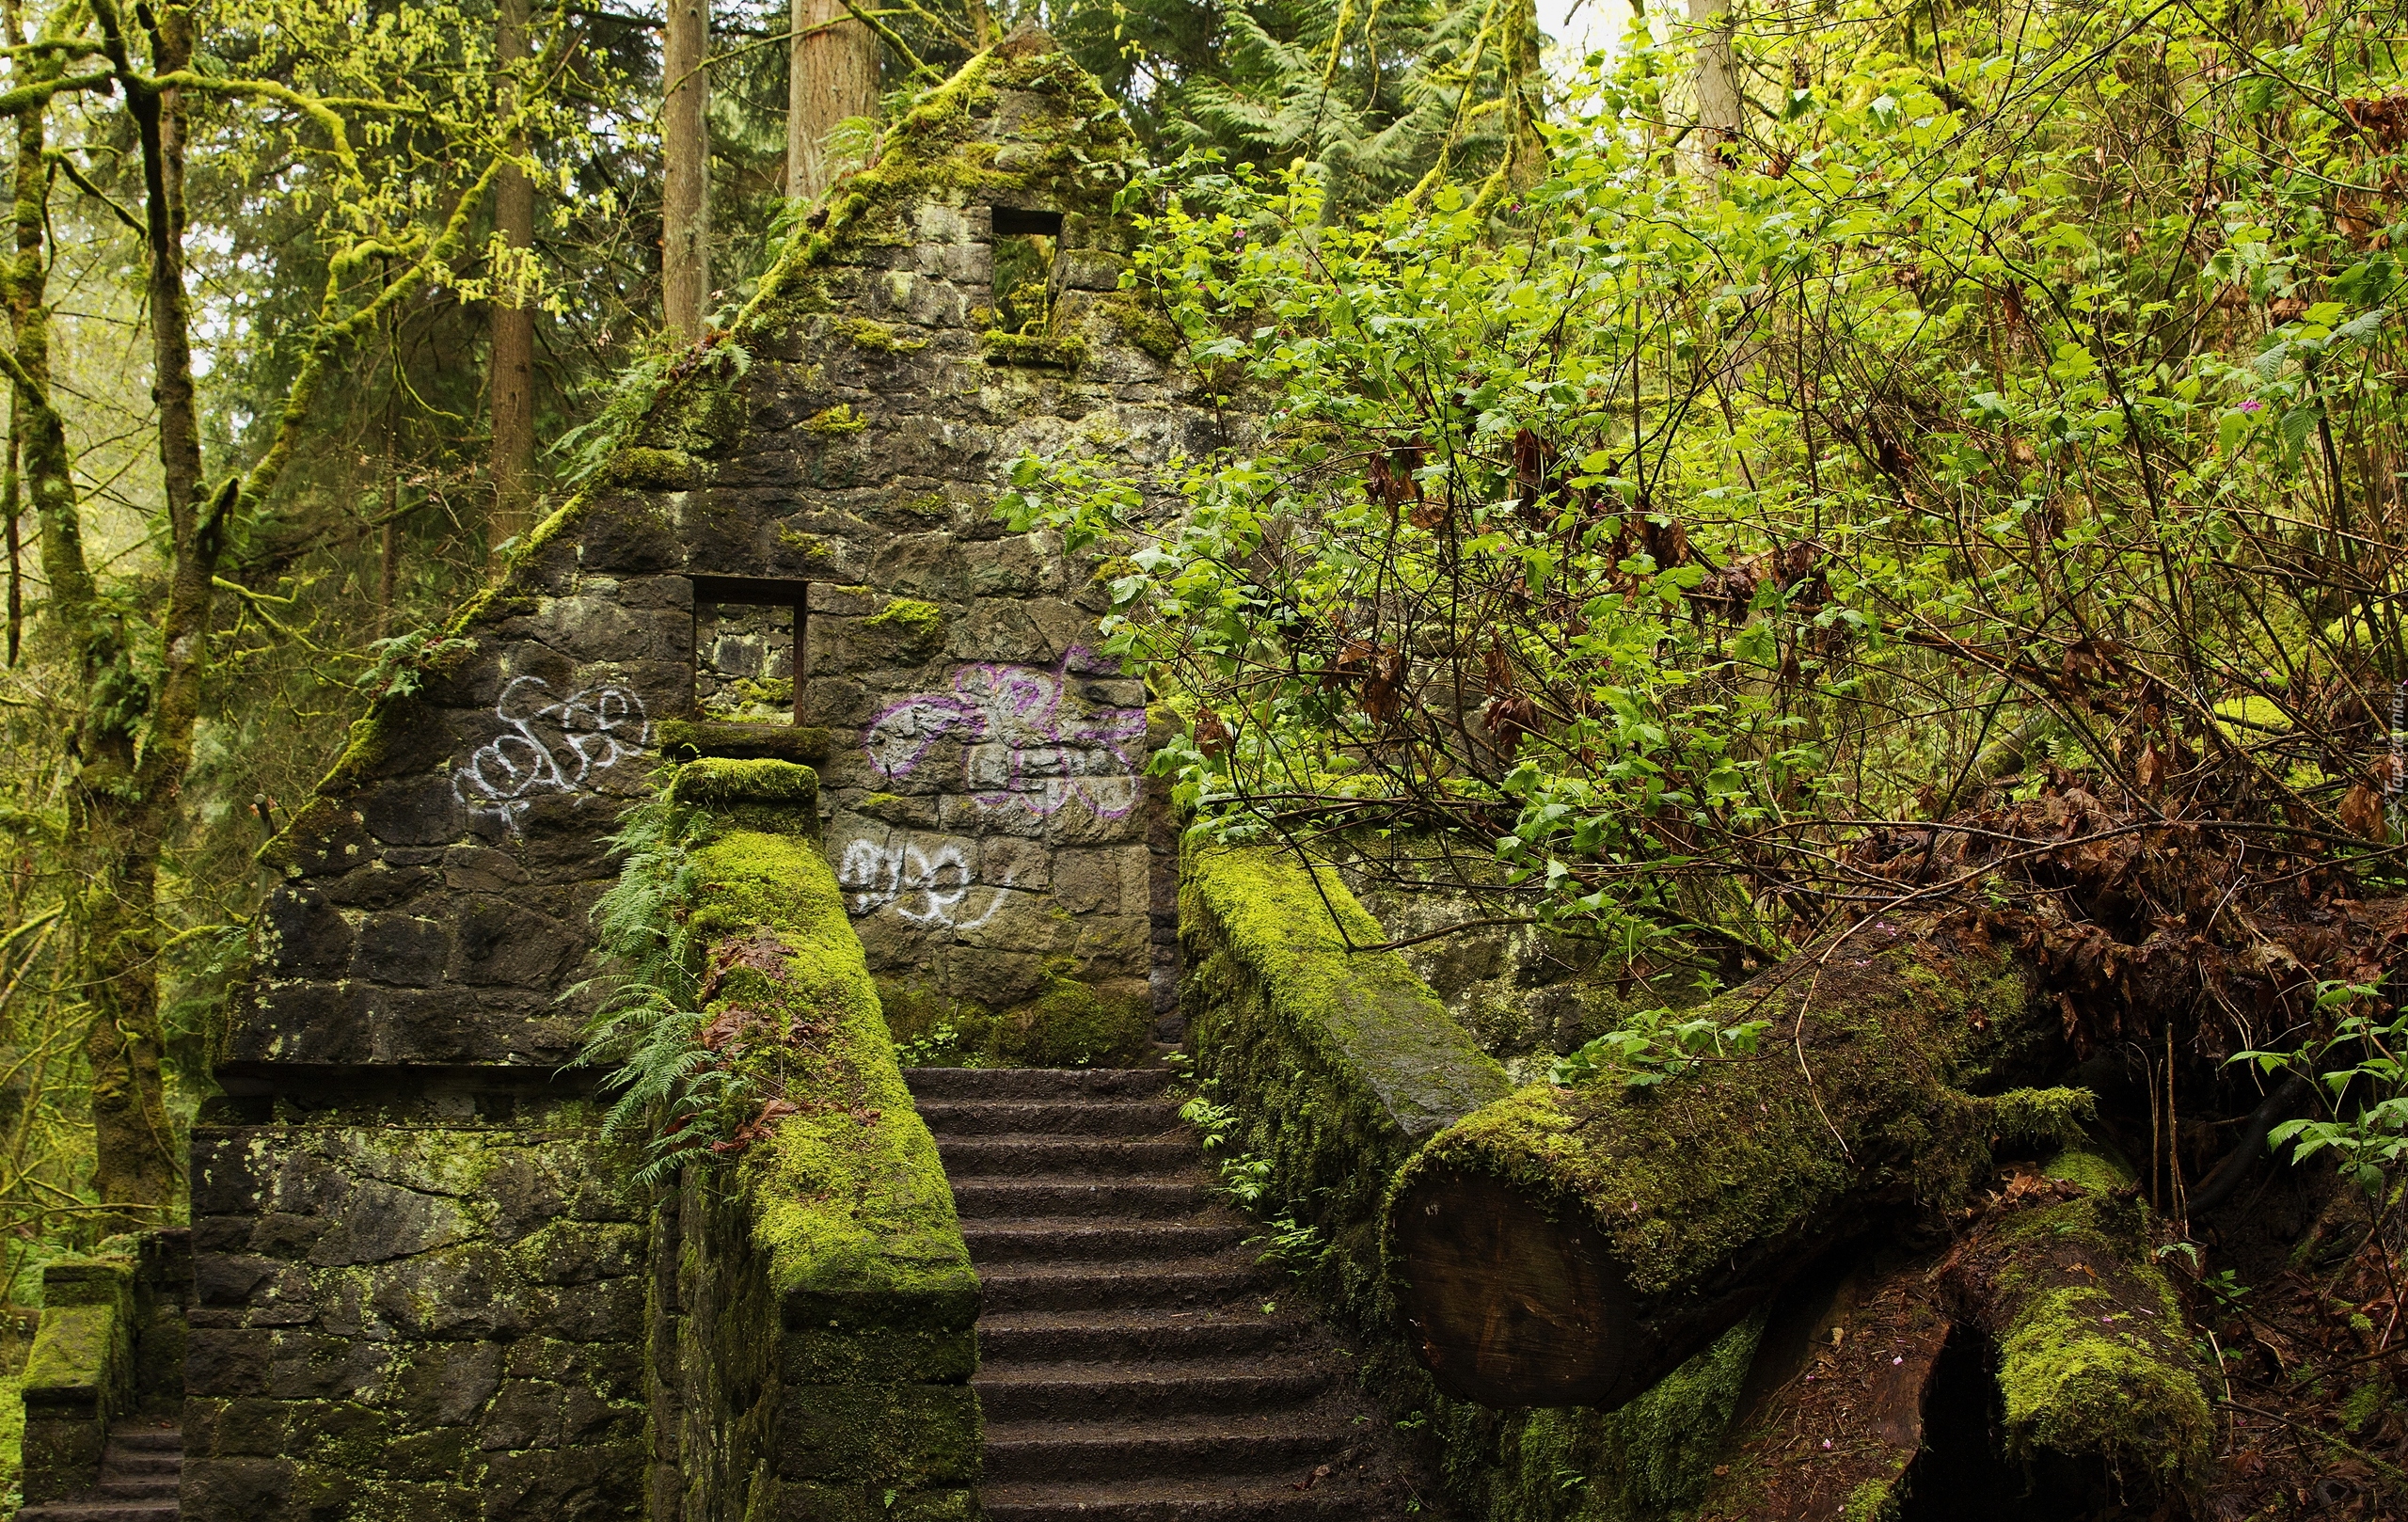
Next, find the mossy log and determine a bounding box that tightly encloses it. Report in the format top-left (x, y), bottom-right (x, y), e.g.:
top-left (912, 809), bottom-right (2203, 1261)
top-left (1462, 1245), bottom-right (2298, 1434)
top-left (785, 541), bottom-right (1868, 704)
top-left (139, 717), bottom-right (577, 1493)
top-left (1942, 1165), bottom-right (2211, 1500)
top-left (1693, 1147), bottom-right (2209, 1517)
top-left (1385, 913), bottom-right (2067, 1409)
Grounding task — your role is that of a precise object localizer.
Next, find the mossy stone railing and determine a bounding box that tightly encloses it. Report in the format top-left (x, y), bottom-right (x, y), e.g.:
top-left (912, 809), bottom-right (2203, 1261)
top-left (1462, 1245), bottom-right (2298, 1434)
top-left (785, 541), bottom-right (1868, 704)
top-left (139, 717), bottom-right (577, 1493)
top-left (20, 1229), bottom-right (189, 1504)
top-left (647, 760), bottom-right (980, 1522)
top-left (1178, 840), bottom-right (1509, 1320)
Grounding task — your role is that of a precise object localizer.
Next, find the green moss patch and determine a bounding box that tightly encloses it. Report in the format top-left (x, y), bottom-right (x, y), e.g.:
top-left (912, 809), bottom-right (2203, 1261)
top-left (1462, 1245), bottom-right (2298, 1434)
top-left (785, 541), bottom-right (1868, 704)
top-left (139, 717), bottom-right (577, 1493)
top-left (669, 757), bottom-right (822, 837)
top-left (1098, 292), bottom-right (1180, 359)
top-left (802, 404), bottom-right (870, 436)
top-left (859, 597), bottom-right (949, 662)
top-left (844, 318), bottom-right (930, 353)
top-left (608, 446), bottom-right (696, 489)
top-left (980, 329), bottom-right (1088, 369)
top-left (1974, 1194), bottom-right (2210, 1492)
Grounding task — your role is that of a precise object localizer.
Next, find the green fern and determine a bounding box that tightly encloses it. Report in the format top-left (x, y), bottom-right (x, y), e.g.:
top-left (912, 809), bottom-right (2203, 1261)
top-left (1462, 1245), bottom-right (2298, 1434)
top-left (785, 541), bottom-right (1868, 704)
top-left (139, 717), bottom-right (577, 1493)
top-left (576, 781), bottom-right (748, 1183)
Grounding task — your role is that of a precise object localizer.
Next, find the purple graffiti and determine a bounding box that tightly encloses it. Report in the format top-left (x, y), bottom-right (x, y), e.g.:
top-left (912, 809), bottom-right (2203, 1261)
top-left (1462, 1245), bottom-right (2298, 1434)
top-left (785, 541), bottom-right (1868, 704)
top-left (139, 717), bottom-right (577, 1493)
top-left (864, 648), bottom-right (1144, 819)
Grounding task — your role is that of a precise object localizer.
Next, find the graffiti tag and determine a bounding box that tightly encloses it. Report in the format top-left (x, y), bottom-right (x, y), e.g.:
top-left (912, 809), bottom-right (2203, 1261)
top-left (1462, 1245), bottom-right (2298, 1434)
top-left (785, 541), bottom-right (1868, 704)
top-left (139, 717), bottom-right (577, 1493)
top-left (838, 835), bottom-right (1009, 930)
top-left (863, 649), bottom-right (1144, 820)
top-left (452, 675), bottom-right (651, 832)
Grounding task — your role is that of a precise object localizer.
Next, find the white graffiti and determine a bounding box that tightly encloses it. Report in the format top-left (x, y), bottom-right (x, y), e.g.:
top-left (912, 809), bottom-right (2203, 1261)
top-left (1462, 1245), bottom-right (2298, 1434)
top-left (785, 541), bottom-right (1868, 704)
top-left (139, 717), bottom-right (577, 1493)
top-left (838, 835), bottom-right (1010, 930)
top-left (863, 647), bottom-right (1145, 821)
top-left (452, 675), bottom-right (651, 832)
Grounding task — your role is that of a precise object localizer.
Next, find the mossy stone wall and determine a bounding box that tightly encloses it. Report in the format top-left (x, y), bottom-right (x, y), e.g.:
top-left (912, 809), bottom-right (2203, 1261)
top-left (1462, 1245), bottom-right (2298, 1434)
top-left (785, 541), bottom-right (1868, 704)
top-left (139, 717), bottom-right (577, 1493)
top-left (183, 1099), bottom-right (650, 1519)
top-left (236, 38), bottom-right (1196, 1086)
top-left (190, 40), bottom-right (1195, 1520)
top-left (645, 805), bottom-right (979, 1522)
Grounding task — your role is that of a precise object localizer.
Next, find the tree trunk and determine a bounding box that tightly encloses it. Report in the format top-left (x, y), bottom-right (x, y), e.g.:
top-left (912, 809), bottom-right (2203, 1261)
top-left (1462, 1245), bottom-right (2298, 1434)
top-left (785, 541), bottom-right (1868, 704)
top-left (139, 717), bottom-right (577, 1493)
top-left (662, 0), bottom-right (710, 340)
top-left (1681, 0), bottom-right (1738, 180)
top-left (785, 0), bottom-right (879, 202)
top-left (72, 0), bottom-right (221, 1229)
top-left (1385, 914), bottom-right (2062, 1409)
top-left (4, 411), bottom-right (18, 668)
top-left (491, 0), bottom-right (536, 548)
top-left (1500, 0), bottom-right (1544, 190)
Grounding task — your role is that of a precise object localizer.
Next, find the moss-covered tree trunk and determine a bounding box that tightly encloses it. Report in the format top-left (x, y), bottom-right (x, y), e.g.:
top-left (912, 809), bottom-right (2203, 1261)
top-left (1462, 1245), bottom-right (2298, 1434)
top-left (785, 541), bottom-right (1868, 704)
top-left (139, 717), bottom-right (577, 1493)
top-left (0, 0), bottom-right (230, 1229)
top-left (1691, 1146), bottom-right (2210, 1518)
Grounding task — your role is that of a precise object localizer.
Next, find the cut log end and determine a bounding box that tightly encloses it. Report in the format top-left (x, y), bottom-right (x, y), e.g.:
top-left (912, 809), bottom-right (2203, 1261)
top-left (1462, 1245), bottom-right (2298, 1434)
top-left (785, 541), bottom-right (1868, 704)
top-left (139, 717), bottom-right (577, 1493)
top-left (1392, 1166), bottom-right (1637, 1408)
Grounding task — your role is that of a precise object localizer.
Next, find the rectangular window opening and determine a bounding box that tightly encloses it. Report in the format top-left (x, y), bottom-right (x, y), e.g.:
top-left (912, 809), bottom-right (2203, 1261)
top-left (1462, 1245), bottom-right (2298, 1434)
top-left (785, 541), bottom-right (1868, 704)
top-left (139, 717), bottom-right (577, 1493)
top-left (991, 205), bottom-right (1063, 338)
top-left (691, 577), bottom-right (808, 725)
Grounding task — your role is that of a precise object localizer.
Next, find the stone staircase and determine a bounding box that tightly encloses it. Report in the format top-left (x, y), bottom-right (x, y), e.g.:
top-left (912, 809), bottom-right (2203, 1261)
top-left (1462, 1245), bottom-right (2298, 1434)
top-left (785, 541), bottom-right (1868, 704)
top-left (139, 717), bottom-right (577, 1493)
top-left (19, 1419), bottom-right (181, 1520)
top-left (905, 1065), bottom-right (1440, 1521)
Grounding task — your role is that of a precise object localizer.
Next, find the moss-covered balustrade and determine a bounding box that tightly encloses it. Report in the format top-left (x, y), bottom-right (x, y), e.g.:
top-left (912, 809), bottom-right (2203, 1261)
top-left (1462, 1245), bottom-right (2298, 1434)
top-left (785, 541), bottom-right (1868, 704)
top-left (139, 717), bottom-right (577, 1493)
top-left (645, 759), bottom-right (979, 1522)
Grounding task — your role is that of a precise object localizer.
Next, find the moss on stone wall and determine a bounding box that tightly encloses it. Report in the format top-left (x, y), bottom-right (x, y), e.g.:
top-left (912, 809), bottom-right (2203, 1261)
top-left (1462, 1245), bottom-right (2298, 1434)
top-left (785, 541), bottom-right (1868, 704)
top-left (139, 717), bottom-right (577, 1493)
top-left (644, 762), bottom-right (979, 1515)
top-left (20, 1255), bottom-right (137, 1505)
top-left (254, 34), bottom-right (1143, 889)
top-left (882, 964), bottom-right (1152, 1069)
top-left (858, 596), bottom-right (949, 663)
top-left (688, 825), bottom-right (974, 1313)
top-left (1182, 838), bottom-right (1504, 1312)
top-left (670, 755), bottom-right (823, 837)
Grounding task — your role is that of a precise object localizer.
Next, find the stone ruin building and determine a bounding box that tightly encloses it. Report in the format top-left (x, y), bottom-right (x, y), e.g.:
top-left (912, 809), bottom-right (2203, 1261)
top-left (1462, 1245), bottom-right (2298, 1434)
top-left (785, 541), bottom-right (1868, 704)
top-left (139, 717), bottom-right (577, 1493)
top-left (154, 36), bottom-right (1202, 1521)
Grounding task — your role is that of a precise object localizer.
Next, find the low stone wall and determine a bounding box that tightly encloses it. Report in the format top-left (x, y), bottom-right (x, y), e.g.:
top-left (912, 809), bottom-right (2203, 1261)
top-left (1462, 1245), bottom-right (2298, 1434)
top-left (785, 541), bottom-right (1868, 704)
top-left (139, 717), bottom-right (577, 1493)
top-left (1179, 841), bottom-right (1509, 1312)
top-left (184, 1098), bottom-right (650, 1519)
top-left (21, 1229), bottom-right (189, 1503)
top-left (645, 763), bottom-right (980, 1522)
top-left (1179, 842), bottom-right (1766, 1522)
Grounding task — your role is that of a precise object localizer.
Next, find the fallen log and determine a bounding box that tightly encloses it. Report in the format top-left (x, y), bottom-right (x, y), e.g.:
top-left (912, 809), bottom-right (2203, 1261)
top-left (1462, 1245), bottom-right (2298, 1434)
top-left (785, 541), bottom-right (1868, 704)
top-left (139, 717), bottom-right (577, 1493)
top-left (1384, 912), bottom-right (2073, 1409)
top-left (1941, 1152), bottom-right (2211, 1501)
top-left (1694, 1145), bottom-right (2210, 1517)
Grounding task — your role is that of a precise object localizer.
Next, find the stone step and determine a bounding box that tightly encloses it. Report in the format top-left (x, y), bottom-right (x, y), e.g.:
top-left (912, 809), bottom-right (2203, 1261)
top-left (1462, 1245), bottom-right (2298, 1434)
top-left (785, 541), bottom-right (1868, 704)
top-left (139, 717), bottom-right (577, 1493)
top-left (980, 1477), bottom-right (1390, 1521)
top-left (961, 1219), bottom-right (1252, 1263)
top-left (907, 1067), bottom-right (1175, 1101)
top-left (947, 1177), bottom-right (1216, 1220)
top-left (976, 1257), bottom-right (1275, 1314)
top-left (20, 1423), bottom-right (183, 1522)
top-left (937, 1136), bottom-right (1198, 1179)
top-left (978, 1309), bottom-right (1307, 1365)
top-left (983, 1417), bottom-right (1354, 1483)
top-left (975, 1360), bottom-right (1331, 1422)
top-left (917, 1099), bottom-right (1186, 1138)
